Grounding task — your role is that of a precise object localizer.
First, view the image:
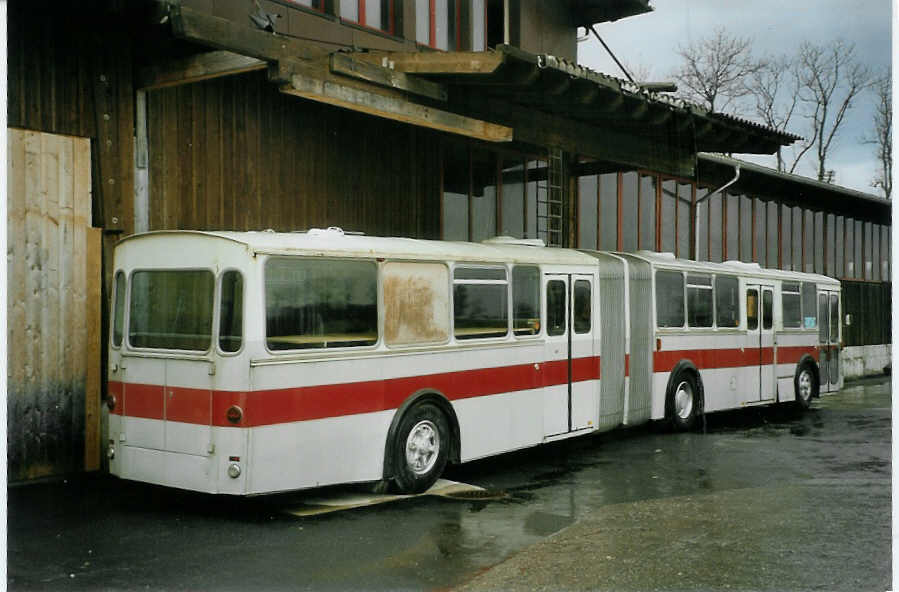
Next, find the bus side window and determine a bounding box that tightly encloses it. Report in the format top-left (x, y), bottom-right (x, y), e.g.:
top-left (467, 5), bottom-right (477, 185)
top-left (112, 271), bottom-right (125, 347)
top-left (746, 288), bottom-right (759, 330)
top-left (801, 282), bottom-right (817, 329)
top-left (656, 271), bottom-right (685, 328)
top-left (546, 280), bottom-right (566, 336)
top-left (219, 271), bottom-right (244, 353)
top-left (687, 274), bottom-right (713, 327)
top-left (715, 275), bottom-right (739, 328)
top-left (453, 266), bottom-right (508, 340)
top-left (763, 289), bottom-right (773, 330)
top-left (818, 293), bottom-right (829, 343)
top-left (512, 266), bottom-right (540, 336)
top-left (782, 282), bottom-right (801, 328)
top-left (573, 280), bottom-right (591, 334)
top-left (384, 262), bottom-right (450, 346)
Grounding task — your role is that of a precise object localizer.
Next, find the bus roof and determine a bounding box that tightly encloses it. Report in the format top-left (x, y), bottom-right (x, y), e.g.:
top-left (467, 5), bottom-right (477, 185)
top-left (116, 230), bottom-right (841, 287)
top-left (619, 250), bottom-right (841, 287)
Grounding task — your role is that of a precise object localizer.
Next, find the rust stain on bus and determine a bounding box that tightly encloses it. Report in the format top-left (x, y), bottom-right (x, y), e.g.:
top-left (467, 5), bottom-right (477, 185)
top-left (383, 275), bottom-right (449, 345)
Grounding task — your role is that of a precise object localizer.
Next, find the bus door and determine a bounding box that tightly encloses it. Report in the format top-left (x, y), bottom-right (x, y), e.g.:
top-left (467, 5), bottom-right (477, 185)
top-left (543, 274), bottom-right (596, 438)
top-left (163, 358), bottom-right (214, 456)
top-left (818, 291), bottom-right (841, 392)
top-left (745, 284), bottom-right (776, 402)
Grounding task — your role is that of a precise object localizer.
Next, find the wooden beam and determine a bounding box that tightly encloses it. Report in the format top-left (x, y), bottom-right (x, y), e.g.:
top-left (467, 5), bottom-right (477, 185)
top-left (277, 61), bottom-right (513, 143)
top-left (330, 53), bottom-right (447, 102)
top-left (138, 50), bottom-right (267, 90)
top-left (360, 50), bottom-right (506, 74)
top-left (84, 227), bottom-right (102, 472)
top-left (170, 5), bottom-right (324, 62)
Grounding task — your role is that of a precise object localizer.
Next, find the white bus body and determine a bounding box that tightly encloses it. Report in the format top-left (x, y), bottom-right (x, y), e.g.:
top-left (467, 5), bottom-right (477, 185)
top-left (106, 230), bottom-right (840, 495)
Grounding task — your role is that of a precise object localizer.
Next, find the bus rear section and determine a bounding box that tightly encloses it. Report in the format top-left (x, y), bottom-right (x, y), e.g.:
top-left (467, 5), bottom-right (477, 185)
top-left (107, 234), bottom-right (251, 494)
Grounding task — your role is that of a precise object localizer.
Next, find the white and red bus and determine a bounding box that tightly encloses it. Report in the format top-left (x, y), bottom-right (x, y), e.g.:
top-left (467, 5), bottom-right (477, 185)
top-left (106, 229), bottom-right (840, 495)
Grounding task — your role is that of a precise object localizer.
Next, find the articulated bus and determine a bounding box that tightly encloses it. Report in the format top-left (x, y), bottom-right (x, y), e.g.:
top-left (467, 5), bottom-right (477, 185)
top-left (106, 229), bottom-right (841, 495)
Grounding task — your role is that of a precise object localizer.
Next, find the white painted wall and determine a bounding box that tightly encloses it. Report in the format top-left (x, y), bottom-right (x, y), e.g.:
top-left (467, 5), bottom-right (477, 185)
top-left (841, 345), bottom-right (892, 380)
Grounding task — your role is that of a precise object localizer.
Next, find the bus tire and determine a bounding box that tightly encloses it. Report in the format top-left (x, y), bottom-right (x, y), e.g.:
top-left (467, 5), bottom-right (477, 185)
top-left (391, 403), bottom-right (450, 494)
top-left (794, 361), bottom-right (818, 410)
top-left (667, 369), bottom-right (701, 431)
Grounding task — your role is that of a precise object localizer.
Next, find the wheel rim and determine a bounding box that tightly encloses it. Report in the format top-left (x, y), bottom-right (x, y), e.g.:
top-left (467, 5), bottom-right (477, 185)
top-left (798, 369), bottom-right (813, 402)
top-left (674, 380), bottom-right (694, 419)
top-left (405, 420), bottom-right (440, 476)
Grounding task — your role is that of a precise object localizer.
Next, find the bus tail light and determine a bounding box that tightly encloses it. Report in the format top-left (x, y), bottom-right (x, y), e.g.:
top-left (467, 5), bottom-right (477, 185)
top-left (226, 405), bottom-right (243, 424)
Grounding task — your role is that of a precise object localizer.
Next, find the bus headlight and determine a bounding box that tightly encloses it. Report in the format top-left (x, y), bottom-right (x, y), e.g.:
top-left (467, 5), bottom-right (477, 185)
top-left (228, 463), bottom-right (241, 479)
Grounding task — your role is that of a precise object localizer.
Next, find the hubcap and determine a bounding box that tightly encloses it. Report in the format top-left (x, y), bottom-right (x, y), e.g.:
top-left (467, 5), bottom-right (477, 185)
top-left (798, 370), bottom-right (813, 401)
top-left (405, 420), bottom-right (440, 476)
top-left (674, 380), bottom-right (694, 419)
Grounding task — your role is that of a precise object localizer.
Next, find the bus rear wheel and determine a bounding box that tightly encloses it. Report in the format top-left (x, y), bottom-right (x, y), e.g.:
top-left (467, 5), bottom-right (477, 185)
top-left (794, 362), bottom-right (818, 410)
top-left (392, 403), bottom-right (450, 494)
top-left (668, 370), bottom-right (701, 431)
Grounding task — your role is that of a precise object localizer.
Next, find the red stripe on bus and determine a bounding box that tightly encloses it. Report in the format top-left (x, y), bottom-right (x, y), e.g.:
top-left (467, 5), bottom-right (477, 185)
top-left (653, 345), bottom-right (818, 372)
top-left (110, 357), bottom-right (601, 426)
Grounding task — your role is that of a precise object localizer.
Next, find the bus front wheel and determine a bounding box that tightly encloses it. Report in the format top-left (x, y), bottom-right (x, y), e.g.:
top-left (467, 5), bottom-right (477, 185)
top-left (668, 370), bottom-right (702, 431)
top-left (392, 403), bottom-right (450, 494)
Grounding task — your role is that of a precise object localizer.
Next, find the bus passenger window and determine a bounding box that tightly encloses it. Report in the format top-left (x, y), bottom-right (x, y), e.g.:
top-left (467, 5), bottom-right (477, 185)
top-left (715, 276), bottom-right (739, 328)
top-left (112, 271), bottom-right (125, 347)
top-left (546, 280), bottom-right (566, 336)
top-left (512, 266), bottom-right (540, 336)
top-left (746, 289), bottom-right (759, 330)
top-left (573, 280), bottom-right (591, 334)
top-left (801, 282), bottom-right (817, 329)
top-left (687, 274), bottom-right (713, 327)
top-left (129, 270), bottom-right (215, 351)
top-left (383, 262), bottom-right (449, 346)
top-left (781, 282), bottom-right (801, 328)
top-left (655, 271), bottom-right (684, 327)
top-left (265, 258), bottom-right (378, 350)
top-left (453, 266), bottom-right (508, 340)
top-left (763, 289), bottom-right (773, 330)
top-left (219, 271), bottom-right (243, 353)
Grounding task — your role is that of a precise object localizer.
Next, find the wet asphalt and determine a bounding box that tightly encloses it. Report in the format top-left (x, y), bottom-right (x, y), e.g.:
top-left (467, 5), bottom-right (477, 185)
top-left (7, 376), bottom-right (891, 591)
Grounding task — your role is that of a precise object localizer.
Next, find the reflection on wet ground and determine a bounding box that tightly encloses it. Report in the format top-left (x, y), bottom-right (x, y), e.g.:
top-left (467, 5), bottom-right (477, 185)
top-left (7, 377), bottom-right (890, 591)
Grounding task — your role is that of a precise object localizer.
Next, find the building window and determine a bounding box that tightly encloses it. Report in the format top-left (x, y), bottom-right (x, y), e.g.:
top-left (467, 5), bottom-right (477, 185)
top-left (341, 0), bottom-right (395, 34)
top-left (291, 0), bottom-right (325, 11)
top-left (417, 0), bottom-right (487, 50)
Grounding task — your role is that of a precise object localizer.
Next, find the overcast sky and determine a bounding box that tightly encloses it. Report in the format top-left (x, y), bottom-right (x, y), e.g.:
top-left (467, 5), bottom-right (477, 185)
top-left (576, 0), bottom-right (891, 196)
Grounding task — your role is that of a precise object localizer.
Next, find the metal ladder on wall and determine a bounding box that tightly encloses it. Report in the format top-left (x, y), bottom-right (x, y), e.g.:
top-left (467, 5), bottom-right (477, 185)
top-left (536, 148), bottom-right (564, 246)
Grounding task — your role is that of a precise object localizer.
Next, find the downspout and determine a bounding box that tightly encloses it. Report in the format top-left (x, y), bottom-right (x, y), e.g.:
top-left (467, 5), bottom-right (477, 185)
top-left (694, 163), bottom-right (740, 260)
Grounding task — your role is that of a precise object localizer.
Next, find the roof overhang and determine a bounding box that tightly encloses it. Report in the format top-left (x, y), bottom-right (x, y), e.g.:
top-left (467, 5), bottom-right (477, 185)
top-left (164, 7), bottom-right (798, 178)
top-left (698, 153), bottom-right (891, 224)
top-left (565, 0), bottom-right (654, 25)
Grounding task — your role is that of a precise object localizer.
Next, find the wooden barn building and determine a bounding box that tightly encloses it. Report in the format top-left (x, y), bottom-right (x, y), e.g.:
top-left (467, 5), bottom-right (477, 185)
top-left (7, 0), bottom-right (891, 482)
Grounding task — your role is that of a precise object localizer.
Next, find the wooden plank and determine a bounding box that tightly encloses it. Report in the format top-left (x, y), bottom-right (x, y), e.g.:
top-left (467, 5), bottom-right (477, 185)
top-left (359, 50), bottom-right (505, 74)
top-left (330, 53), bottom-right (447, 102)
top-left (280, 70), bottom-right (513, 143)
top-left (84, 227), bottom-right (102, 472)
top-left (170, 6), bottom-right (323, 62)
top-left (9, 130), bottom-right (28, 389)
top-left (139, 50), bottom-right (267, 90)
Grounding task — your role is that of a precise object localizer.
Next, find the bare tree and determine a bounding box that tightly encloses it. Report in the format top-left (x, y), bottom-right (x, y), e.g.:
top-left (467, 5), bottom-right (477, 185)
top-left (748, 55), bottom-right (801, 171)
top-left (865, 72), bottom-right (892, 198)
top-left (795, 40), bottom-right (871, 182)
top-left (673, 28), bottom-right (764, 113)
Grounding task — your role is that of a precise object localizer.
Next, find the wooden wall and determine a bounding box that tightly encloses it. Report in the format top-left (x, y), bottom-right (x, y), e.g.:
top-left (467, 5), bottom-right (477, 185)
top-left (8, 0), bottom-right (135, 238)
top-left (147, 70), bottom-right (442, 237)
top-left (7, 130), bottom-right (102, 482)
